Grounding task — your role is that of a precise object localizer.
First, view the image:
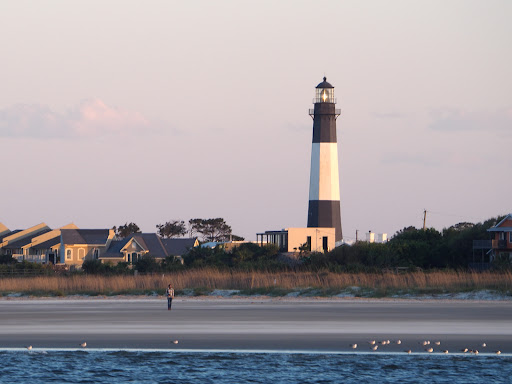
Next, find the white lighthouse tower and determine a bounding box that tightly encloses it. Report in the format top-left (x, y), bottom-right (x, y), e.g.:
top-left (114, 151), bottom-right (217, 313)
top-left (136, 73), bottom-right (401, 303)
top-left (307, 77), bottom-right (342, 242)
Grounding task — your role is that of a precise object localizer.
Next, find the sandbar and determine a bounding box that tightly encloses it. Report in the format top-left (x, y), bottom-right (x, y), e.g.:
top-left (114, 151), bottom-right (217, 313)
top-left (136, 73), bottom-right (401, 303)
top-left (0, 297), bottom-right (511, 353)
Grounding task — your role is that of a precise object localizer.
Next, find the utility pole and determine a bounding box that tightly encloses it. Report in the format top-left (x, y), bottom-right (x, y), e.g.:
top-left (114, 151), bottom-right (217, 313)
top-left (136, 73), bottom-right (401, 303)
top-left (355, 230), bottom-right (359, 242)
top-left (423, 209), bottom-right (427, 230)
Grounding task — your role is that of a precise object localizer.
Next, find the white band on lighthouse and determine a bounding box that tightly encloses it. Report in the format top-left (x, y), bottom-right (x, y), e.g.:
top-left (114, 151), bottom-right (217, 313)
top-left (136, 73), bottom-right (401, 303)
top-left (309, 142), bottom-right (340, 201)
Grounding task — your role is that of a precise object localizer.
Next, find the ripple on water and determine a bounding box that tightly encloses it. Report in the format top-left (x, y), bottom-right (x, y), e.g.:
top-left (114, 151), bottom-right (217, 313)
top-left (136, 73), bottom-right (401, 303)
top-left (0, 351), bottom-right (511, 384)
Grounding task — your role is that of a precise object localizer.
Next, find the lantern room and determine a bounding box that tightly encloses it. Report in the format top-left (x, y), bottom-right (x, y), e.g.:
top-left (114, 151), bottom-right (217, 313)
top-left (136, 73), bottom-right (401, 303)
top-left (314, 77), bottom-right (335, 103)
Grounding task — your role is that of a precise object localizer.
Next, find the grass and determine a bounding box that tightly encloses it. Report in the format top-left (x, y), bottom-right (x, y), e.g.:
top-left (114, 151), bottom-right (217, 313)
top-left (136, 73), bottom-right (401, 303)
top-left (0, 269), bottom-right (511, 297)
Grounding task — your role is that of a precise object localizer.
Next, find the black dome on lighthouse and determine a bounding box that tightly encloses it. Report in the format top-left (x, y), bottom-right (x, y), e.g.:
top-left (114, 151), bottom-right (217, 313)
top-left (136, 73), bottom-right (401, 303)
top-left (316, 77), bottom-right (334, 89)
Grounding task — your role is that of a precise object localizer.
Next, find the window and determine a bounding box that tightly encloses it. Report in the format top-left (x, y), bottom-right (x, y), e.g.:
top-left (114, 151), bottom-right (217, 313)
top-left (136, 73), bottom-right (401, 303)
top-left (322, 236), bottom-right (328, 252)
top-left (306, 236), bottom-right (312, 252)
top-left (93, 249), bottom-right (99, 259)
top-left (509, 232), bottom-right (512, 243)
top-left (78, 248), bottom-right (85, 260)
top-left (66, 249), bottom-right (72, 260)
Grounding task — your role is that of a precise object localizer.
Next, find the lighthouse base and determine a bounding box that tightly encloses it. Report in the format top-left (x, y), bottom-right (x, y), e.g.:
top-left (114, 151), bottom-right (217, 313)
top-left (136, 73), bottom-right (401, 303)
top-left (307, 200), bottom-right (342, 243)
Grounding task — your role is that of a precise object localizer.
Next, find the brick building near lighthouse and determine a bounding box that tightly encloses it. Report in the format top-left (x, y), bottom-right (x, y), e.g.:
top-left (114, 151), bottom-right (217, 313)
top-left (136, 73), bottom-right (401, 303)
top-left (307, 77), bottom-right (342, 243)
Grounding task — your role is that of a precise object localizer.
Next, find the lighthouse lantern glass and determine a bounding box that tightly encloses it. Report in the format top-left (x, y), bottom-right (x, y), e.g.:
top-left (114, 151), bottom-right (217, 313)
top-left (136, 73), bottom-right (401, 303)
top-left (316, 88), bottom-right (334, 103)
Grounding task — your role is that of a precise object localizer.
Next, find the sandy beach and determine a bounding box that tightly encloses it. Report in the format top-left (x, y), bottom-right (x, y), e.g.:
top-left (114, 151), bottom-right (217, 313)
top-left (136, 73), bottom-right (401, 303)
top-left (1, 296), bottom-right (511, 353)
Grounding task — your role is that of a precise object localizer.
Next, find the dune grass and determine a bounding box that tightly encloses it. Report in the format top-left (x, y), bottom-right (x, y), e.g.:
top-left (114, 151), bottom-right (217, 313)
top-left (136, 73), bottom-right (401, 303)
top-left (0, 269), bottom-right (511, 297)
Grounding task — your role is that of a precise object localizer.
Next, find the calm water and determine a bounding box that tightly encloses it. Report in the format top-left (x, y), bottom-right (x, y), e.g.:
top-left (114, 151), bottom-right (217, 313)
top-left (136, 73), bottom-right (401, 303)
top-left (1, 349), bottom-right (511, 383)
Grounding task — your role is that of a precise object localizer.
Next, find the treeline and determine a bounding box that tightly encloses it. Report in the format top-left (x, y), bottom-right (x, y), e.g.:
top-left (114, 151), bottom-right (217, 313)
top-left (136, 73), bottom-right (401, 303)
top-left (304, 216), bottom-right (505, 272)
top-left (114, 218), bottom-right (244, 242)
top-left (81, 243), bottom-right (283, 274)
top-left (87, 215), bottom-right (505, 275)
top-left (0, 216), bottom-right (506, 275)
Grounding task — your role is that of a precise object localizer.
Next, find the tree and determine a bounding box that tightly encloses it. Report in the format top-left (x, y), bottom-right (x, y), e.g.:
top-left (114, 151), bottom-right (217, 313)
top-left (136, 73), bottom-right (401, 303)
top-left (188, 218), bottom-right (232, 242)
top-left (134, 255), bottom-right (161, 273)
top-left (156, 220), bottom-right (187, 238)
top-left (0, 254), bottom-right (16, 264)
top-left (188, 218), bottom-right (203, 238)
top-left (115, 222), bottom-right (141, 238)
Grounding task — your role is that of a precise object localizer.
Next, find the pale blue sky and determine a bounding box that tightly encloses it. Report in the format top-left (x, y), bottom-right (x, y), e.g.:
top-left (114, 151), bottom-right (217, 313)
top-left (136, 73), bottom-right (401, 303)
top-left (0, 1), bottom-right (511, 241)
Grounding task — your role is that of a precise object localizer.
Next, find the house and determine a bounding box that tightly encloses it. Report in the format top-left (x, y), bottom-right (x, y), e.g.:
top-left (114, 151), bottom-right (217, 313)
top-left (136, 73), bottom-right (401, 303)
top-left (100, 233), bottom-right (198, 265)
top-left (161, 237), bottom-right (199, 257)
top-left (0, 223), bottom-right (52, 261)
top-left (23, 223), bottom-right (78, 264)
top-left (487, 214), bottom-right (512, 261)
top-left (256, 227), bottom-right (336, 253)
top-left (60, 228), bottom-right (116, 269)
top-left (0, 223), bottom-right (10, 239)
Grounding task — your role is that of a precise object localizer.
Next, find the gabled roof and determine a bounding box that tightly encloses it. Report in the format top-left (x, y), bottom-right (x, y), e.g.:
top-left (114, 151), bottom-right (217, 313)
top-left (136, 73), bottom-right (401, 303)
top-left (3, 228), bottom-right (52, 249)
top-left (61, 229), bottom-right (111, 245)
top-left (2, 223), bottom-right (50, 243)
top-left (32, 236), bottom-right (61, 250)
top-left (487, 214), bottom-right (512, 232)
top-left (101, 238), bottom-right (131, 258)
top-left (101, 233), bottom-right (170, 259)
top-left (0, 223), bottom-right (9, 238)
top-left (0, 230), bottom-right (22, 242)
top-left (161, 238), bottom-right (198, 256)
top-left (132, 233), bottom-right (168, 258)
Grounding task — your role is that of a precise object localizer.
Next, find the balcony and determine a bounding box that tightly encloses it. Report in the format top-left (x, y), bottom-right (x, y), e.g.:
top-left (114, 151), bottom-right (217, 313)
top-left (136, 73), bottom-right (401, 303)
top-left (309, 108), bottom-right (341, 117)
top-left (492, 239), bottom-right (508, 249)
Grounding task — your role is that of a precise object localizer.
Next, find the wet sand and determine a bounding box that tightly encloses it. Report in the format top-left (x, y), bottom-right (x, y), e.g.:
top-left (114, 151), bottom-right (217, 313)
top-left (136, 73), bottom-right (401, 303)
top-left (1, 297), bottom-right (511, 353)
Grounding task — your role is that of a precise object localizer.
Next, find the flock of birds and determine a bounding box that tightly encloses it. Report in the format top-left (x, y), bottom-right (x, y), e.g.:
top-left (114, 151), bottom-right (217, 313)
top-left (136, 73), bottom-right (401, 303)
top-left (348, 339), bottom-right (502, 355)
top-left (24, 340), bottom-right (180, 351)
top-left (23, 338), bottom-right (503, 355)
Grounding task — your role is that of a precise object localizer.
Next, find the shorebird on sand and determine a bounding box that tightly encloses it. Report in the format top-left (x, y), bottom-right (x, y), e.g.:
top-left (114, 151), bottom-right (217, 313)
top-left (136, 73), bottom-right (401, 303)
top-left (349, 344), bottom-right (357, 349)
top-left (371, 345), bottom-right (378, 351)
top-left (482, 343), bottom-right (487, 348)
top-left (434, 341), bottom-right (441, 346)
top-left (26, 345), bottom-right (32, 351)
top-left (396, 340), bottom-right (402, 345)
top-left (405, 349), bottom-right (412, 354)
top-left (172, 340), bottom-right (179, 344)
top-left (79, 342), bottom-right (87, 348)
top-left (442, 350), bottom-right (449, 354)
top-left (496, 350), bottom-right (501, 355)
top-left (461, 348), bottom-right (469, 353)
top-left (426, 347), bottom-right (434, 353)
top-left (369, 340), bottom-right (376, 345)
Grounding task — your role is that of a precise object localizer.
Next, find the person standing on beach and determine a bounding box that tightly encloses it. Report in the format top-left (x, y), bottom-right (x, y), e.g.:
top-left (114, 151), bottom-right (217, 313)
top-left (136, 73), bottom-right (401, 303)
top-left (166, 284), bottom-right (175, 310)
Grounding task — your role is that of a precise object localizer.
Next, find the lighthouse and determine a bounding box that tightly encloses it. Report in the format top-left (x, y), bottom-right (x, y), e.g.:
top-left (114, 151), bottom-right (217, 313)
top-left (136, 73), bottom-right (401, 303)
top-left (307, 77), bottom-right (342, 242)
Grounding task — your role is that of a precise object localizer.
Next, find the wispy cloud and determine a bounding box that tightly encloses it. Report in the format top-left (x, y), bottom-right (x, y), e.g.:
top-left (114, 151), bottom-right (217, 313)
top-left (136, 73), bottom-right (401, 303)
top-left (0, 99), bottom-right (164, 139)
top-left (428, 107), bottom-right (512, 133)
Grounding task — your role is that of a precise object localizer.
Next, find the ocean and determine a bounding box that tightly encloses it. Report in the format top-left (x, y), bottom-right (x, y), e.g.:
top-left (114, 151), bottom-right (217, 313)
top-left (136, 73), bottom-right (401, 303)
top-left (1, 349), bottom-right (511, 383)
